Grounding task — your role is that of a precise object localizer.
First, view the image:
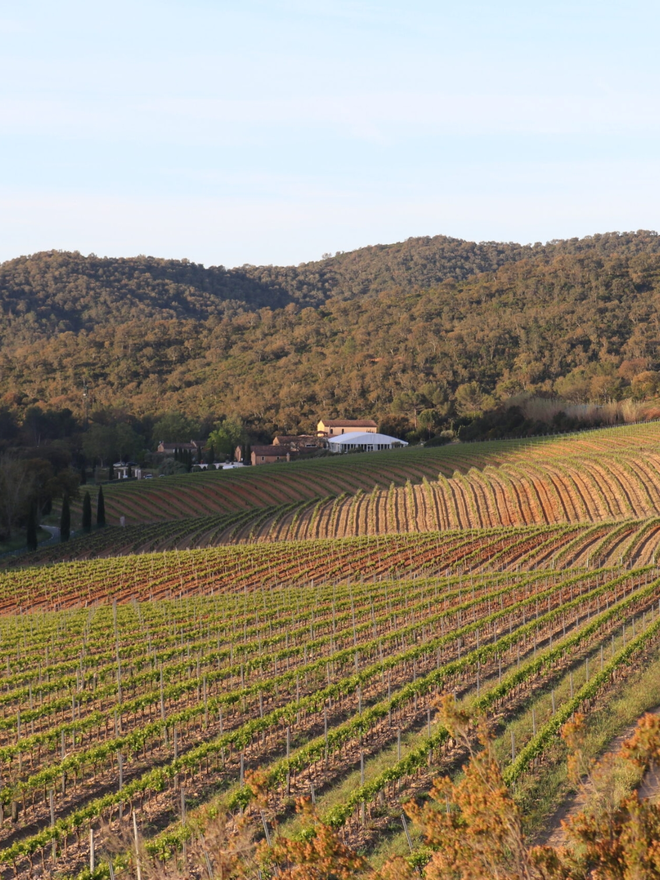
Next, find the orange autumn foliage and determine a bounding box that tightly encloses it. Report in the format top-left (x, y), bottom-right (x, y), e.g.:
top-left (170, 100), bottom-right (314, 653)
top-left (243, 706), bottom-right (660, 880)
top-left (406, 696), bottom-right (538, 880)
top-left (260, 798), bottom-right (372, 880)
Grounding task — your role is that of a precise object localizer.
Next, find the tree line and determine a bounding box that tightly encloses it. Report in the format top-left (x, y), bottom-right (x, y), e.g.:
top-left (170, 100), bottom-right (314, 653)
top-left (0, 407), bottom-right (251, 542)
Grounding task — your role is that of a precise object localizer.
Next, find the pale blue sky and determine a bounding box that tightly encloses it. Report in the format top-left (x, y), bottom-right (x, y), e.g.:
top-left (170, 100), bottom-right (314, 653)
top-left (2, 0), bottom-right (659, 267)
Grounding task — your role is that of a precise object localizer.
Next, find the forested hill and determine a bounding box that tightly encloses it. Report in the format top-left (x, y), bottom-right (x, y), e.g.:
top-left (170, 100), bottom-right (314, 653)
top-left (3, 230), bottom-right (660, 436)
top-left (3, 230), bottom-right (660, 347)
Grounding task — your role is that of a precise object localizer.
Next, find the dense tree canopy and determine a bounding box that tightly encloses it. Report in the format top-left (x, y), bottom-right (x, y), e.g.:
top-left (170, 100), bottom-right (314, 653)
top-left (2, 231), bottom-right (659, 347)
top-left (1, 231), bottom-right (660, 437)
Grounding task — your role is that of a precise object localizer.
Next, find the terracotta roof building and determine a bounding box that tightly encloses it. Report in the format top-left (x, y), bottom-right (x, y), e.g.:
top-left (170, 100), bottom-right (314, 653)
top-left (251, 445), bottom-right (293, 466)
top-left (317, 419), bottom-right (377, 437)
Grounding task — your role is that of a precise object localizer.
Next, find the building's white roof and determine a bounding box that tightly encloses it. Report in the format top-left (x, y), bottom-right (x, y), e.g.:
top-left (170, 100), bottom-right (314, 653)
top-left (327, 432), bottom-right (408, 446)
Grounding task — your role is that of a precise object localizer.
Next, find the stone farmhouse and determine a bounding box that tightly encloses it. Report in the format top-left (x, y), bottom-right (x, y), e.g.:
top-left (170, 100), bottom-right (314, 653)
top-left (250, 445), bottom-right (292, 466)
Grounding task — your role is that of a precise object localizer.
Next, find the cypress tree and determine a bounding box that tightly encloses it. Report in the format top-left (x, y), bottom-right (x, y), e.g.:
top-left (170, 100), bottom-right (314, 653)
top-left (97, 486), bottom-right (106, 527)
top-left (208, 443), bottom-right (215, 465)
top-left (26, 504), bottom-right (38, 552)
top-left (82, 491), bottom-right (92, 533)
top-left (60, 495), bottom-right (71, 542)
top-left (108, 462), bottom-right (114, 481)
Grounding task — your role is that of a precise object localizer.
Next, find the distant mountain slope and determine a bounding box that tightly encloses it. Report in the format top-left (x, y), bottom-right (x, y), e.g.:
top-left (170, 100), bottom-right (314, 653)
top-left (3, 231), bottom-right (659, 347)
top-left (0, 251), bottom-right (289, 345)
top-left (3, 235), bottom-right (660, 433)
top-left (241, 229), bottom-right (660, 304)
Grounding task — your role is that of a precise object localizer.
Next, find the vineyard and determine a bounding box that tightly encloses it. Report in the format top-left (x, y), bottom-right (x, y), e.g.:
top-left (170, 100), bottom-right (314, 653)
top-left (91, 421), bottom-right (660, 529)
top-left (1, 422), bottom-right (660, 875)
top-left (2, 521), bottom-right (660, 612)
top-left (0, 561), bottom-right (659, 877)
top-left (20, 422), bottom-right (660, 568)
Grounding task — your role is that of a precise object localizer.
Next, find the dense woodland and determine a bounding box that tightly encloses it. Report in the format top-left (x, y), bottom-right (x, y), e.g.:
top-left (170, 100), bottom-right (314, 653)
top-left (2, 231), bottom-right (660, 345)
top-left (1, 231), bottom-right (660, 441)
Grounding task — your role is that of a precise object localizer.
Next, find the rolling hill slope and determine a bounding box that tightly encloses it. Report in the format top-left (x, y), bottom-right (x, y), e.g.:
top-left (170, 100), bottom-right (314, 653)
top-left (3, 231), bottom-right (660, 432)
top-left (97, 420), bottom-right (660, 526)
top-left (7, 231), bottom-right (658, 346)
top-left (20, 420), bottom-right (659, 567)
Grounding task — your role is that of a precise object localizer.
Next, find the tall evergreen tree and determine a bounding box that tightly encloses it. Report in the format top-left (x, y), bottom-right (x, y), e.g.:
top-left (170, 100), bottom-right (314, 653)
top-left (26, 503), bottom-right (38, 552)
top-left (108, 462), bottom-right (114, 481)
top-left (97, 486), bottom-right (106, 527)
top-left (60, 495), bottom-right (70, 542)
top-left (81, 491), bottom-right (92, 533)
